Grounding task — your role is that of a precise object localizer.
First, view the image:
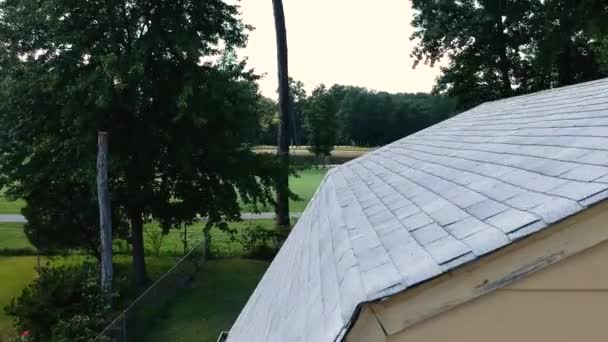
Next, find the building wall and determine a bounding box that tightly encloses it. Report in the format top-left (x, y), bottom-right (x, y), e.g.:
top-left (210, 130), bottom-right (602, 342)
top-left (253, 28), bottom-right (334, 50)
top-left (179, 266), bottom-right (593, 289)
top-left (386, 239), bottom-right (608, 342)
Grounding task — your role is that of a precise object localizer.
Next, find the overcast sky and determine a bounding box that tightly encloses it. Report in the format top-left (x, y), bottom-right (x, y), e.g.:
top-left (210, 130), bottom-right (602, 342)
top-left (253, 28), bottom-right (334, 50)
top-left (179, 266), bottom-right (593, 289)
top-left (237, 0), bottom-right (443, 98)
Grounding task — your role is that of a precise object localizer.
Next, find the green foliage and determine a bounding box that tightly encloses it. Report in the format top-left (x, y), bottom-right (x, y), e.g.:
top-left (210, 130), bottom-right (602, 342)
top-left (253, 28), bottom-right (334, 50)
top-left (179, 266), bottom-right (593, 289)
top-left (0, 255), bottom-right (179, 340)
top-left (257, 82), bottom-right (456, 147)
top-left (304, 85), bottom-right (338, 159)
top-left (256, 78), bottom-right (308, 146)
top-left (411, 0), bottom-right (608, 109)
top-left (4, 264), bottom-right (109, 342)
top-left (22, 179), bottom-right (128, 259)
top-left (51, 315), bottom-right (104, 342)
top-left (595, 37), bottom-right (608, 72)
top-left (256, 96), bottom-right (281, 147)
top-left (144, 225), bottom-right (166, 258)
top-left (238, 223), bottom-right (287, 260)
top-left (0, 0), bottom-right (278, 282)
top-left (288, 78), bottom-right (309, 146)
top-left (336, 87), bottom-right (458, 146)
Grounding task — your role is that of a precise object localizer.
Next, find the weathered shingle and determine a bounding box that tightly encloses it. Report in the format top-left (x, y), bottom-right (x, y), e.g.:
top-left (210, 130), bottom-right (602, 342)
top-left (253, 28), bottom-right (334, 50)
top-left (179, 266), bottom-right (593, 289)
top-left (227, 78), bottom-right (608, 342)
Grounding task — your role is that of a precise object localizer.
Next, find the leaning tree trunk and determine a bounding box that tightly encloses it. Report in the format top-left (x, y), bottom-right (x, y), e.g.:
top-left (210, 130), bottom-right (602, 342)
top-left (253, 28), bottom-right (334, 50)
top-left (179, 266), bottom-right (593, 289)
top-left (272, 0), bottom-right (291, 230)
top-left (97, 131), bottom-right (113, 303)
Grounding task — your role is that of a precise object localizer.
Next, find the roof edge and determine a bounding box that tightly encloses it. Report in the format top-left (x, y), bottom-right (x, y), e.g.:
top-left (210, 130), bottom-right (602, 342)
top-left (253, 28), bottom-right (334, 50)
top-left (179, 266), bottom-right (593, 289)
top-left (345, 198), bottom-right (608, 339)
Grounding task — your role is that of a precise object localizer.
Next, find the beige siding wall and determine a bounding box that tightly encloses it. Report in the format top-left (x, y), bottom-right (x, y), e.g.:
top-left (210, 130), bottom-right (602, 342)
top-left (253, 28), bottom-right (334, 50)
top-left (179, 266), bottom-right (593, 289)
top-left (387, 239), bottom-right (608, 342)
top-left (346, 307), bottom-right (385, 342)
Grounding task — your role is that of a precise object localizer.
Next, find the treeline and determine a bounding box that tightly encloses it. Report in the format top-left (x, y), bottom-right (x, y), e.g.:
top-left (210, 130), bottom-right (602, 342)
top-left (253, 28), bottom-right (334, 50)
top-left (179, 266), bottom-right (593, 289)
top-left (410, 0), bottom-right (608, 109)
top-left (257, 82), bottom-right (459, 149)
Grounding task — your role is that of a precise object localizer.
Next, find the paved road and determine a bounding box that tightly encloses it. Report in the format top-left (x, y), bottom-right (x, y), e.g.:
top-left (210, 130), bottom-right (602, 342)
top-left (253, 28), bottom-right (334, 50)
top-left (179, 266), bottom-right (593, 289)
top-left (242, 212), bottom-right (302, 220)
top-left (0, 214), bottom-right (26, 223)
top-left (0, 212), bottom-right (303, 223)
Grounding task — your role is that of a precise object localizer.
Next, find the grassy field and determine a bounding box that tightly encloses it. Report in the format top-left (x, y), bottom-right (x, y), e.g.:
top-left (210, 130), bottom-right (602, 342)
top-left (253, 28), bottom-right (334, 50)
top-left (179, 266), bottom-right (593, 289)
top-left (0, 257), bottom-right (39, 340)
top-left (143, 259), bottom-right (269, 342)
top-left (0, 219), bottom-right (277, 257)
top-left (254, 147), bottom-right (369, 165)
top-left (0, 168), bottom-right (328, 215)
top-left (0, 254), bottom-right (183, 340)
top-left (0, 223), bottom-right (32, 251)
top-left (254, 145), bottom-right (373, 152)
top-left (0, 197), bottom-right (24, 215)
top-left (0, 219), bottom-right (276, 339)
top-left (288, 168), bottom-right (327, 211)
top-left (241, 168), bottom-right (327, 213)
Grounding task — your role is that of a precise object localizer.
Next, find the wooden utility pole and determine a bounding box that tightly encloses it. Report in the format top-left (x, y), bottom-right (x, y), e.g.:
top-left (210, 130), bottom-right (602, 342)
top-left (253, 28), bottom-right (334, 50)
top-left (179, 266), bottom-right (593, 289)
top-left (272, 0), bottom-right (291, 230)
top-left (97, 131), bottom-right (113, 302)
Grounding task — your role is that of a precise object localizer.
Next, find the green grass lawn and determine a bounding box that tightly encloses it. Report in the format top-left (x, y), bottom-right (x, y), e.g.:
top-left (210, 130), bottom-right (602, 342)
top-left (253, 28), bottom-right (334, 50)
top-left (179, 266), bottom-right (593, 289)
top-left (143, 259), bottom-right (269, 342)
top-left (255, 145), bottom-right (373, 152)
top-left (240, 168), bottom-right (327, 213)
top-left (289, 168), bottom-right (327, 211)
top-left (0, 197), bottom-right (25, 215)
top-left (0, 257), bottom-right (39, 340)
top-left (0, 254), bottom-right (178, 340)
top-left (0, 168), bottom-right (327, 215)
top-left (0, 223), bottom-right (33, 251)
top-left (0, 219), bottom-right (276, 338)
top-left (0, 219), bottom-right (275, 257)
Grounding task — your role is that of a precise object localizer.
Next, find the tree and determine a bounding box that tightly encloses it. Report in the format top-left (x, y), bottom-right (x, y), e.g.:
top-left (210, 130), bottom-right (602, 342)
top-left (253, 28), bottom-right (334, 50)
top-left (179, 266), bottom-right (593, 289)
top-left (304, 85), bottom-right (338, 162)
top-left (255, 80), bottom-right (306, 147)
top-left (410, 0), bottom-right (608, 109)
top-left (410, 0), bottom-right (533, 109)
top-left (0, 0), bottom-right (276, 288)
top-left (272, 0), bottom-right (291, 230)
top-left (257, 96), bottom-right (280, 146)
top-left (288, 78), bottom-right (308, 146)
top-left (318, 85), bottom-right (459, 146)
top-left (525, 0), bottom-right (608, 90)
top-left (596, 37), bottom-right (608, 72)
top-left (21, 178), bottom-right (127, 260)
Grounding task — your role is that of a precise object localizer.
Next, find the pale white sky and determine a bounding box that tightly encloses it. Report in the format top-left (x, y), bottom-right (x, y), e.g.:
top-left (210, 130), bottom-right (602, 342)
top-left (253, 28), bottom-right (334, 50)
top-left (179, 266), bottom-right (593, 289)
top-left (237, 0), bottom-right (442, 98)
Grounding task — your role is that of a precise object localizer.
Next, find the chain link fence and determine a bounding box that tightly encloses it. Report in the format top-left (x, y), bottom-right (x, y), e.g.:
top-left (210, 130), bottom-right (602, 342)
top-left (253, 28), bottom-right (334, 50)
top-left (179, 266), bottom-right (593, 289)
top-left (94, 239), bottom-right (207, 342)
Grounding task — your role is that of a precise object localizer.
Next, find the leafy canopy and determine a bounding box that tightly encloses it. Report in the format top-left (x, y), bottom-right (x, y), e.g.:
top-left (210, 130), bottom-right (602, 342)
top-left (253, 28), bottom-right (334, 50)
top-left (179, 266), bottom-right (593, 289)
top-left (411, 0), bottom-right (608, 109)
top-left (0, 0), bottom-right (276, 251)
top-left (304, 85), bottom-right (338, 158)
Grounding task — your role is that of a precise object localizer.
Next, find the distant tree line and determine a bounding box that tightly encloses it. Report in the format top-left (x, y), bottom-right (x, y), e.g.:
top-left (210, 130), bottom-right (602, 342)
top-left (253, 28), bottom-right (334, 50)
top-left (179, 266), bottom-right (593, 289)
top-left (256, 83), bottom-right (460, 151)
top-left (410, 0), bottom-right (608, 110)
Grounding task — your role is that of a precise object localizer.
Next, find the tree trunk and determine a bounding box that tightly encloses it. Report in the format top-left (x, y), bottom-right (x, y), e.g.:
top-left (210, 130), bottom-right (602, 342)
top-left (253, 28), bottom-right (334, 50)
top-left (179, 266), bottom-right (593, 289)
top-left (129, 209), bottom-right (148, 289)
top-left (272, 0), bottom-right (291, 230)
top-left (97, 131), bottom-right (113, 303)
top-left (558, 43), bottom-right (574, 86)
top-left (498, 53), bottom-right (512, 97)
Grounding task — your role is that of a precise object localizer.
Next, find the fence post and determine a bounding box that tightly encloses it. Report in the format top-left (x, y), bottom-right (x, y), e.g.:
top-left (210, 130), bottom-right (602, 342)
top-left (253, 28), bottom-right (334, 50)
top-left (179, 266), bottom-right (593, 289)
top-left (122, 317), bottom-right (127, 342)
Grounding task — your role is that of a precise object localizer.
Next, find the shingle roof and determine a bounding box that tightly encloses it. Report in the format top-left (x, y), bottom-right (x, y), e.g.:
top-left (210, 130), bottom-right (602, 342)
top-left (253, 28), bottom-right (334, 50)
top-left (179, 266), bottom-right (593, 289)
top-left (226, 78), bottom-right (608, 342)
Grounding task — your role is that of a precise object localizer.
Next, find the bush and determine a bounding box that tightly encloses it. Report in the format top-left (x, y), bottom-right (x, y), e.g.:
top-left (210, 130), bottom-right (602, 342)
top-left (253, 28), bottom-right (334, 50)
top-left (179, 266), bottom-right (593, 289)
top-left (240, 224), bottom-right (287, 260)
top-left (51, 314), bottom-right (106, 342)
top-left (4, 263), bottom-right (111, 342)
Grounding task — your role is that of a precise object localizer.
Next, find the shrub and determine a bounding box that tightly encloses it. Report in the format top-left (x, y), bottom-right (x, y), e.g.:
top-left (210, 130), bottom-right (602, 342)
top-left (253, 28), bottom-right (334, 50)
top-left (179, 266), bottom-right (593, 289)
top-left (144, 226), bottom-right (166, 257)
top-left (4, 263), bottom-right (111, 342)
top-left (51, 314), bottom-right (106, 342)
top-left (240, 224), bottom-right (287, 260)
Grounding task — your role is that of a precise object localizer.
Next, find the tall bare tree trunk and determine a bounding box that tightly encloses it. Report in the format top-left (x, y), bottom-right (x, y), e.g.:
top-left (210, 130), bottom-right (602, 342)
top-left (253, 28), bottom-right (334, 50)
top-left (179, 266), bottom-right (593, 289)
top-left (272, 0), bottom-right (291, 230)
top-left (97, 132), bottom-right (113, 302)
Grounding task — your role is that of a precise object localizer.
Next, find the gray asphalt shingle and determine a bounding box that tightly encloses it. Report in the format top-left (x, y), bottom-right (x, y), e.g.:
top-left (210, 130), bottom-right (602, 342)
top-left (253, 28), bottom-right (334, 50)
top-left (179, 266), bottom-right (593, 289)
top-left (227, 78), bottom-right (608, 342)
